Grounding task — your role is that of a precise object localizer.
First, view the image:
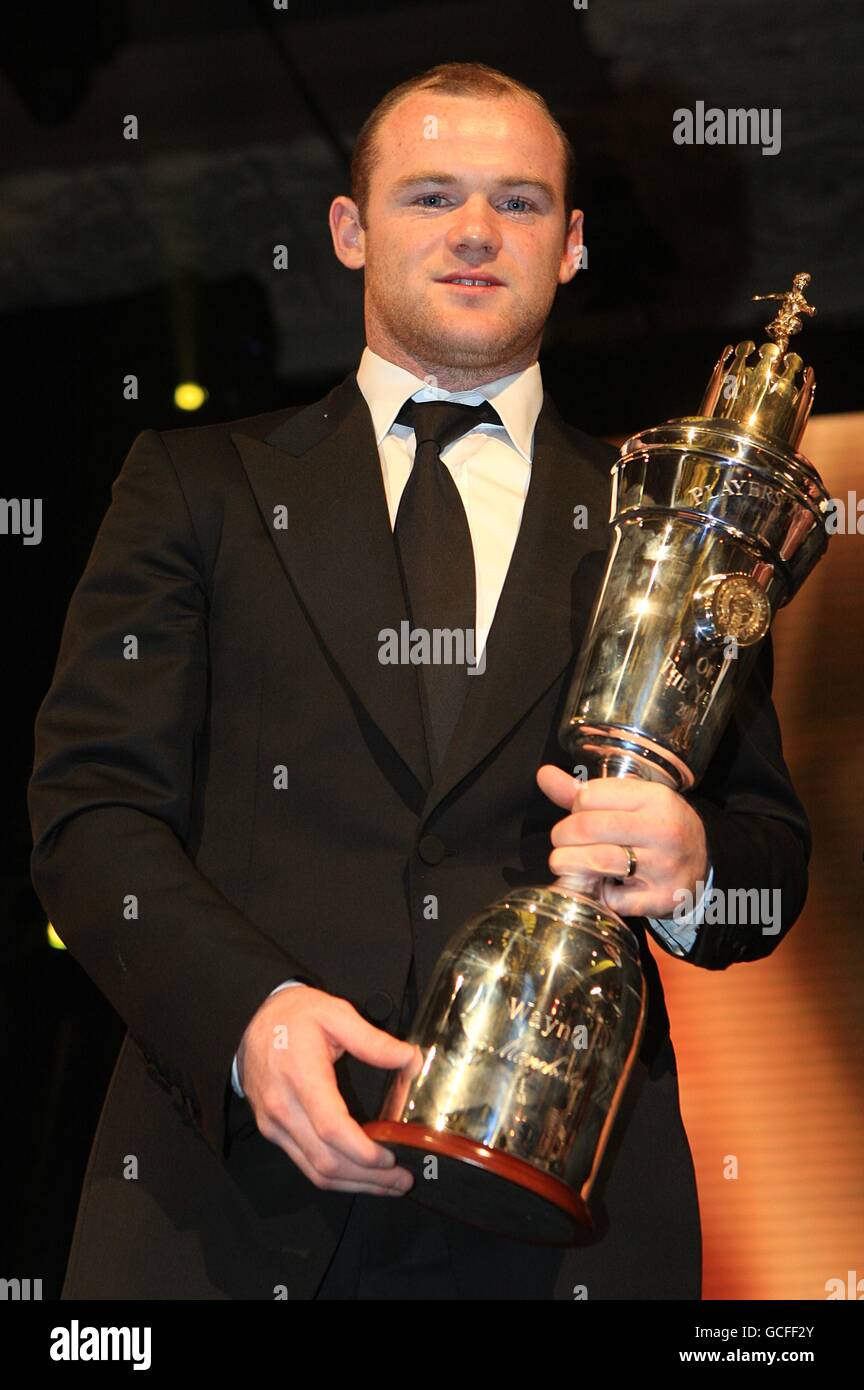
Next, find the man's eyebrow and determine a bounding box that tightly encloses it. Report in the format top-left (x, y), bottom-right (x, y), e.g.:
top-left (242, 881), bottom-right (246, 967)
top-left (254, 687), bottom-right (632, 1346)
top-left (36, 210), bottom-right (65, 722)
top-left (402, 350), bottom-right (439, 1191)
top-left (390, 172), bottom-right (557, 200)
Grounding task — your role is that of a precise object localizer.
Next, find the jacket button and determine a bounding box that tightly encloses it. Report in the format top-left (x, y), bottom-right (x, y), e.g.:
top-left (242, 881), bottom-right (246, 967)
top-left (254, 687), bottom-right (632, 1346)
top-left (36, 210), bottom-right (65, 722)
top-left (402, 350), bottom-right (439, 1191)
top-left (362, 991), bottom-right (395, 1024)
top-left (418, 834), bottom-right (446, 865)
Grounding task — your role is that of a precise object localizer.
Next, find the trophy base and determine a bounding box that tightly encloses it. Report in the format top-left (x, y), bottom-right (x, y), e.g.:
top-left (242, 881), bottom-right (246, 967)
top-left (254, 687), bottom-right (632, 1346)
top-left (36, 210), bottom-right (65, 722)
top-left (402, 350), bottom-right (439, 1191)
top-left (364, 1120), bottom-right (591, 1247)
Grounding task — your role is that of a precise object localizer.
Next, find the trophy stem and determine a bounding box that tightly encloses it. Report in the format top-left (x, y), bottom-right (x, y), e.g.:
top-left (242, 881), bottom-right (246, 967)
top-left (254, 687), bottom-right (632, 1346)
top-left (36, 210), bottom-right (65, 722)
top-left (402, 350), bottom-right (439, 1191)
top-left (554, 871), bottom-right (605, 898)
top-left (594, 753), bottom-right (652, 781)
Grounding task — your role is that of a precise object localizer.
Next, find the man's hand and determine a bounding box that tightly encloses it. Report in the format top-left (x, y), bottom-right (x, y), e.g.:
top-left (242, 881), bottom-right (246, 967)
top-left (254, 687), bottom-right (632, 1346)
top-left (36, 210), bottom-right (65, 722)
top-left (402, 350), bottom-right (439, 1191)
top-left (236, 985), bottom-right (420, 1195)
top-left (537, 764), bottom-right (709, 919)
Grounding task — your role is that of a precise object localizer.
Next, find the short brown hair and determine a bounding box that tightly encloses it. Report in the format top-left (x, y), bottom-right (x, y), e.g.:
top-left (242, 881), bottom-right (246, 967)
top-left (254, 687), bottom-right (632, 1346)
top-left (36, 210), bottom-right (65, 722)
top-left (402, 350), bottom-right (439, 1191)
top-left (350, 61), bottom-right (576, 230)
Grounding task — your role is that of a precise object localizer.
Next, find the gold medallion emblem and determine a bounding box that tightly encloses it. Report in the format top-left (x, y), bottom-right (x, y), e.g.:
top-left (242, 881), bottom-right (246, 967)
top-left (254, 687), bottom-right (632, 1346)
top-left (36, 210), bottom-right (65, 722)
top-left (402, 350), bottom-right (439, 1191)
top-left (694, 573), bottom-right (772, 646)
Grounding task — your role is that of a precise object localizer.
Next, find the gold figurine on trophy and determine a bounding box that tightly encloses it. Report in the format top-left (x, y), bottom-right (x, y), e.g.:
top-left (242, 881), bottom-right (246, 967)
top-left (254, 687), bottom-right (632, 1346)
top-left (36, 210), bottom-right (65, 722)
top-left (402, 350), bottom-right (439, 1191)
top-left (699, 272), bottom-right (818, 448)
top-left (753, 270), bottom-right (817, 352)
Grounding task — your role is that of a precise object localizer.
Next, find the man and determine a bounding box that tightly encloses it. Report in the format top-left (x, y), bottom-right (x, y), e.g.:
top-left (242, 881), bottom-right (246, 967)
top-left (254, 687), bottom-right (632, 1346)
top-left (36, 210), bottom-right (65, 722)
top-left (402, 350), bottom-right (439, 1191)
top-left (29, 62), bottom-right (809, 1300)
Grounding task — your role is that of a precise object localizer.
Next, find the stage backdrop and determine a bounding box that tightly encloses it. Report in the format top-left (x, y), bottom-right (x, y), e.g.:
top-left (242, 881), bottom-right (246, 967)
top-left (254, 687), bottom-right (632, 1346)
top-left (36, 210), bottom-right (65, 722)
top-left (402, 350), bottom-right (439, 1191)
top-left (636, 413), bottom-right (864, 1300)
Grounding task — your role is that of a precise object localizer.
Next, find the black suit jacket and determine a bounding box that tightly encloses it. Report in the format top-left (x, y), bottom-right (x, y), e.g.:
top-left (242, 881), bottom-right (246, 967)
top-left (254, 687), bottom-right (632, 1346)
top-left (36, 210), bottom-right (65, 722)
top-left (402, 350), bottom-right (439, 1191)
top-left (28, 370), bottom-right (810, 1299)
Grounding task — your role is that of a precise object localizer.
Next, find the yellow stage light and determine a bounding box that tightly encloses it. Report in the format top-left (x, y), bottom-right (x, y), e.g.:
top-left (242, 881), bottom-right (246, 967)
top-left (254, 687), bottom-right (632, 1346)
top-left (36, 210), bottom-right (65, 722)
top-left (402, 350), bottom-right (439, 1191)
top-left (46, 922), bottom-right (66, 950)
top-left (174, 382), bottom-right (208, 412)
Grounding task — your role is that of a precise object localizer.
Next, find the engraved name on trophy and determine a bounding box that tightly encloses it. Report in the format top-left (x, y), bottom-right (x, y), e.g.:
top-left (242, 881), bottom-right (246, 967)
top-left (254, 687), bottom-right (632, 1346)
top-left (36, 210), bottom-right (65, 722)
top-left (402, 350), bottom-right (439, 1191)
top-left (365, 274), bottom-right (831, 1245)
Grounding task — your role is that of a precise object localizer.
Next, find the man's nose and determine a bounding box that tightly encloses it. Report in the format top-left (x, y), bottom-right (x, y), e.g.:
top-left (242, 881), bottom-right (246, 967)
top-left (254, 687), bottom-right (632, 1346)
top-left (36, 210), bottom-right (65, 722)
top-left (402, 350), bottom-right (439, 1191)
top-left (446, 202), bottom-right (502, 258)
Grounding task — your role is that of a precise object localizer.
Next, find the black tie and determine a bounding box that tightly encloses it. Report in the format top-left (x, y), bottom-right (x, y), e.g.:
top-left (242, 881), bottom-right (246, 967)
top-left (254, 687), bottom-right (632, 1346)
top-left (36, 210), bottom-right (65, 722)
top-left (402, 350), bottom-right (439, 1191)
top-left (393, 396), bottom-right (500, 772)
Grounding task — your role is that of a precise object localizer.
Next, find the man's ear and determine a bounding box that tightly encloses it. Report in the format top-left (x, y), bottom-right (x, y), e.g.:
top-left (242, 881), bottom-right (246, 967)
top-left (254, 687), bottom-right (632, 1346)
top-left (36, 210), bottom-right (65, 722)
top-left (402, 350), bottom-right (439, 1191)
top-left (558, 208), bottom-right (585, 286)
top-left (329, 195), bottom-right (366, 270)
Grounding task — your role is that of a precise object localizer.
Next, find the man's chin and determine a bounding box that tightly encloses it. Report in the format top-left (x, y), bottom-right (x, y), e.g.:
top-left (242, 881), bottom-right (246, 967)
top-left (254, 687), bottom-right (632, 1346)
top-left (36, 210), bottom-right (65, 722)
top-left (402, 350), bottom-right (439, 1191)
top-left (411, 322), bottom-right (522, 368)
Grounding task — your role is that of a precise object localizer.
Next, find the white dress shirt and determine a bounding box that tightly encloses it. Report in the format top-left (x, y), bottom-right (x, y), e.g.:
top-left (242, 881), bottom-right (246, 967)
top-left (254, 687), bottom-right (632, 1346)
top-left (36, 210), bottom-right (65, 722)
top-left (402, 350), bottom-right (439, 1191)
top-left (231, 347), bottom-right (711, 1098)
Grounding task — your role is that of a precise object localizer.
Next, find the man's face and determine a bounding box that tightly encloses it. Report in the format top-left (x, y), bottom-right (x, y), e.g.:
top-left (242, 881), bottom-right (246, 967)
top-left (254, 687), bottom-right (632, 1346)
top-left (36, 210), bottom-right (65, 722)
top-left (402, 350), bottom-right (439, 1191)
top-left (330, 92), bottom-right (583, 384)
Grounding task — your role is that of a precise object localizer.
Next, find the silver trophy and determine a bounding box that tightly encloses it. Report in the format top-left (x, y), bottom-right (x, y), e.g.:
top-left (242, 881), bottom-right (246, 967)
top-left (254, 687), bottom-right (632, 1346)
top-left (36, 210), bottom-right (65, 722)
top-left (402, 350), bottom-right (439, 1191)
top-left (366, 274), bottom-right (831, 1244)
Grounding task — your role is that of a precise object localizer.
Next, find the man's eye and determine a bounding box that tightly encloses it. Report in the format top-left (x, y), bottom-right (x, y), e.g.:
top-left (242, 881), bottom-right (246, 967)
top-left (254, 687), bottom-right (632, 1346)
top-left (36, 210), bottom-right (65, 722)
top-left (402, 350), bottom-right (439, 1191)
top-left (411, 194), bottom-right (535, 212)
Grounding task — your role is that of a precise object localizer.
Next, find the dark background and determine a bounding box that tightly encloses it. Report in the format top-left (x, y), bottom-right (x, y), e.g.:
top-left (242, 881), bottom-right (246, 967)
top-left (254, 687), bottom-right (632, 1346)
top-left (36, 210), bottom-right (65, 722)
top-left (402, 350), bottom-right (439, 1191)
top-left (1, 0), bottom-right (861, 1294)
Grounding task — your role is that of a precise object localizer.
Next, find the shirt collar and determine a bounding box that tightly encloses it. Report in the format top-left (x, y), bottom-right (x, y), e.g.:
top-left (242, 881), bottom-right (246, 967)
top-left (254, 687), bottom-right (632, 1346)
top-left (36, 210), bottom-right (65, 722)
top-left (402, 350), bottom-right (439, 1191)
top-left (355, 345), bottom-right (543, 465)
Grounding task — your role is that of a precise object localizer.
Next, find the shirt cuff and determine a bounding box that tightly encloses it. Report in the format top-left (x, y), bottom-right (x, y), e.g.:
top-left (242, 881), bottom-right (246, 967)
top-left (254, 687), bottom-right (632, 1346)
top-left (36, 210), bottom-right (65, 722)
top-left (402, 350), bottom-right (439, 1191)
top-left (647, 864), bottom-right (714, 959)
top-left (231, 980), bottom-right (309, 1099)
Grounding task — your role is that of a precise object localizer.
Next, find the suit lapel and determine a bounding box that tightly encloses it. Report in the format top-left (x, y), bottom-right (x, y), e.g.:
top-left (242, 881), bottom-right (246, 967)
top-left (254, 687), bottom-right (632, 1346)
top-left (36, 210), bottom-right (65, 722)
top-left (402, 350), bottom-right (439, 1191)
top-left (232, 371), bottom-right (432, 791)
top-left (420, 394), bottom-right (612, 818)
top-left (232, 371), bottom-right (612, 811)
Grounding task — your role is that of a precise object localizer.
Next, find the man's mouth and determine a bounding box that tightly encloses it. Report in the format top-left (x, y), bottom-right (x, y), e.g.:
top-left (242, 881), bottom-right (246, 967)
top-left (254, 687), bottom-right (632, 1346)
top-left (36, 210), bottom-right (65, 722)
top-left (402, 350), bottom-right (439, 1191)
top-left (436, 273), bottom-right (504, 291)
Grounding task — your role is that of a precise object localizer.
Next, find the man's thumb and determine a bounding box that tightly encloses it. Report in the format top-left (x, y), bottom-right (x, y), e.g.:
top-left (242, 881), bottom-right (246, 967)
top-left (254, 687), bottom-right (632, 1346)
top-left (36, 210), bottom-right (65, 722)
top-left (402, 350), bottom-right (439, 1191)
top-left (537, 762), bottom-right (584, 810)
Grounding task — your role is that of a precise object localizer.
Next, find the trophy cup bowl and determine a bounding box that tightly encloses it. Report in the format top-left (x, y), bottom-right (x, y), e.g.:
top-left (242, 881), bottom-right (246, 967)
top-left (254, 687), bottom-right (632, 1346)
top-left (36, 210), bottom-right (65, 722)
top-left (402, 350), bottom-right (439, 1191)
top-left (365, 275), bottom-right (832, 1245)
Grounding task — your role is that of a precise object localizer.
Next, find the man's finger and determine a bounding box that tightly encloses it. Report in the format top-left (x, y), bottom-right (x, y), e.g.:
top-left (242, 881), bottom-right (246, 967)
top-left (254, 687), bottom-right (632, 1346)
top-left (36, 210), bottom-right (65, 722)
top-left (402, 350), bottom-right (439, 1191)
top-left (602, 884), bottom-right (669, 919)
top-left (273, 1094), bottom-right (414, 1191)
top-left (550, 809), bottom-right (649, 849)
top-left (269, 1118), bottom-right (413, 1195)
top-left (550, 842), bottom-right (645, 883)
top-left (324, 1004), bottom-right (419, 1073)
top-left (569, 778), bottom-right (663, 812)
top-left (289, 1035), bottom-right (404, 1170)
top-left (538, 764), bottom-right (668, 814)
